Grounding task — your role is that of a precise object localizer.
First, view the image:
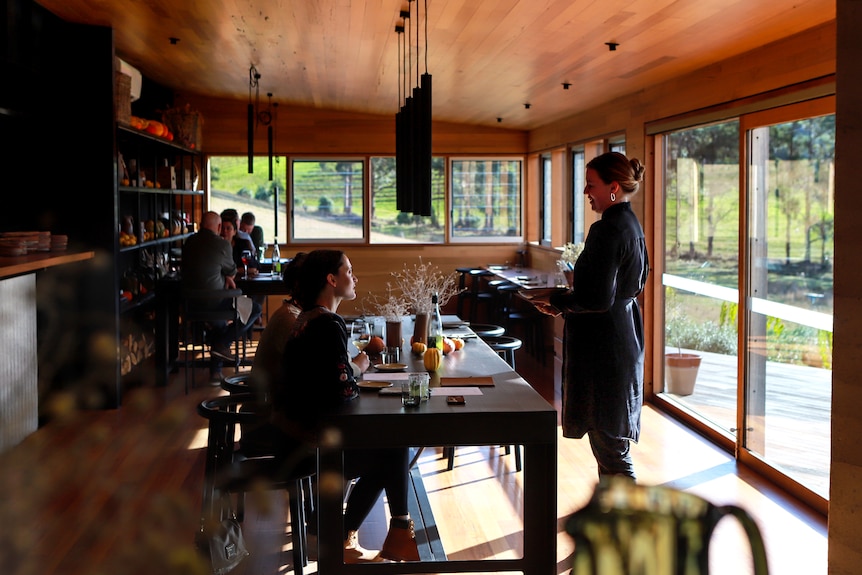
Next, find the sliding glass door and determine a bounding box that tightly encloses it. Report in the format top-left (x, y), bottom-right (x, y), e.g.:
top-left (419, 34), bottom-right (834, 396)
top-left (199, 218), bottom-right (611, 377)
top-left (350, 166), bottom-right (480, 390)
top-left (742, 104), bottom-right (833, 499)
top-left (659, 98), bottom-right (834, 504)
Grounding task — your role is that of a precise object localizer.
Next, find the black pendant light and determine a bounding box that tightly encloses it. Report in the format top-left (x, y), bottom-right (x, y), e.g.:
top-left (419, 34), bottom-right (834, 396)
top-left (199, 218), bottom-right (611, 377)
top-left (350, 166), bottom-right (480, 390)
top-left (395, 0), bottom-right (432, 216)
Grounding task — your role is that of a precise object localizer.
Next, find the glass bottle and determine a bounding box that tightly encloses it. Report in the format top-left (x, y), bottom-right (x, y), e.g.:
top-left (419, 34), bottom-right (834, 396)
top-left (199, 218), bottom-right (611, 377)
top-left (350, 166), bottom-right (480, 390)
top-left (429, 293), bottom-right (444, 351)
top-left (271, 239), bottom-right (281, 277)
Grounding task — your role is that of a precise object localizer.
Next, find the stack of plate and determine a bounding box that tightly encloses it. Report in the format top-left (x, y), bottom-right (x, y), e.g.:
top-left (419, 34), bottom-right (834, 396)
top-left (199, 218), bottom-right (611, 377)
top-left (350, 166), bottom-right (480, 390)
top-left (0, 237), bottom-right (26, 257)
top-left (50, 234), bottom-right (68, 252)
top-left (37, 231), bottom-right (52, 251)
top-left (0, 231), bottom-right (68, 255)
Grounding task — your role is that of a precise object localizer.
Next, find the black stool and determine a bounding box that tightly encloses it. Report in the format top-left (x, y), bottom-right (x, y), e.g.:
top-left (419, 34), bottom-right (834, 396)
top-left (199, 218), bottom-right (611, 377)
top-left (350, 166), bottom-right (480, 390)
top-left (444, 333), bottom-right (523, 473)
top-left (181, 288), bottom-right (243, 393)
top-left (481, 334), bottom-right (523, 370)
top-left (455, 267), bottom-right (476, 318)
top-left (456, 268), bottom-right (496, 322)
top-left (198, 393), bottom-right (317, 574)
top-left (469, 323), bottom-right (505, 338)
top-left (497, 284), bottom-right (547, 365)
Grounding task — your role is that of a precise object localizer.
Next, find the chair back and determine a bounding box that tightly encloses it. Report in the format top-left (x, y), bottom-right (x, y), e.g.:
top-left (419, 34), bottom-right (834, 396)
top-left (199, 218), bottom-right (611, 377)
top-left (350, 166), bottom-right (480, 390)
top-left (182, 288), bottom-right (243, 322)
top-left (197, 393), bottom-right (315, 518)
top-left (566, 477), bottom-right (769, 575)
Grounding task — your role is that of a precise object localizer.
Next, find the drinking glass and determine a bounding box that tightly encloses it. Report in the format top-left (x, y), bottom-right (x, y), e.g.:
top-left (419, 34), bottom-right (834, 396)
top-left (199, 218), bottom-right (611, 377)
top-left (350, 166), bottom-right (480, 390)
top-left (351, 320), bottom-right (371, 353)
top-left (401, 380), bottom-right (421, 407)
top-left (240, 249), bottom-right (252, 279)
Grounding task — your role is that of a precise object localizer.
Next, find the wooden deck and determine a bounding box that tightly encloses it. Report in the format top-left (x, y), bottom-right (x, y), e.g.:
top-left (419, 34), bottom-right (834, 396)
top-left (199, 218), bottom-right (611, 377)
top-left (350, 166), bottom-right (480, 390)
top-left (661, 349), bottom-right (832, 499)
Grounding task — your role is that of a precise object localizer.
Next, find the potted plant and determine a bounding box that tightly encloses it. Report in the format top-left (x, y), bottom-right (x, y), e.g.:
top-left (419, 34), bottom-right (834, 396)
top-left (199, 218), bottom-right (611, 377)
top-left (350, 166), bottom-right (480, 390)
top-left (664, 287), bottom-right (702, 396)
top-left (665, 349), bottom-right (702, 396)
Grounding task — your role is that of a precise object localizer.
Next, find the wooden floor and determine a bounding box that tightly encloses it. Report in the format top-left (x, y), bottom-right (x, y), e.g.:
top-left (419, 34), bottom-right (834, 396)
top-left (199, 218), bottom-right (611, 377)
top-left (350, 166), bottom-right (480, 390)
top-left (0, 342), bottom-right (828, 575)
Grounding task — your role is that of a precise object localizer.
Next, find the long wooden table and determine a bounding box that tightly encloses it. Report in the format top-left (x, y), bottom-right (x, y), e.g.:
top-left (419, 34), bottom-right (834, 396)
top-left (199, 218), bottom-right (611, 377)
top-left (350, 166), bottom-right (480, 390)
top-left (316, 316), bottom-right (558, 574)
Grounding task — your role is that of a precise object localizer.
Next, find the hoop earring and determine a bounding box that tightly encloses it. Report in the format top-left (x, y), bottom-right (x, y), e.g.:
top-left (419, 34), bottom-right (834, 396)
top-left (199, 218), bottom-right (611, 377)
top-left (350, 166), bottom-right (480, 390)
top-left (610, 192), bottom-right (616, 202)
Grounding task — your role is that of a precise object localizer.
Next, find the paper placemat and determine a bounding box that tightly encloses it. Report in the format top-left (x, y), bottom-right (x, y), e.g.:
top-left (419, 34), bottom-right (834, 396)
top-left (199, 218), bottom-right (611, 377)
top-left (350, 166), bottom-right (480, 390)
top-left (363, 372), bottom-right (410, 381)
top-left (430, 387), bottom-right (484, 396)
top-left (440, 376), bottom-right (495, 386)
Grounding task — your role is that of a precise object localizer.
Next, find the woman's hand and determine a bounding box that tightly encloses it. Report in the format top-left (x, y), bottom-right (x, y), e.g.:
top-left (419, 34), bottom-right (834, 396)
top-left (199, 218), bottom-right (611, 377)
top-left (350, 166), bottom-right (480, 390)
top-left (532, 300), bottom-right (562, 317)
top-left (352, 351), bottom-right (371, 373)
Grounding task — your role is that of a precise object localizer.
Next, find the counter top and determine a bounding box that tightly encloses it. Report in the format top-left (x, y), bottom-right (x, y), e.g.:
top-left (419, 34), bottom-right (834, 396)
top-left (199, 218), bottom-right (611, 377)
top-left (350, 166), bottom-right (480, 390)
top-left (0, 251), bottom-right (95, 280)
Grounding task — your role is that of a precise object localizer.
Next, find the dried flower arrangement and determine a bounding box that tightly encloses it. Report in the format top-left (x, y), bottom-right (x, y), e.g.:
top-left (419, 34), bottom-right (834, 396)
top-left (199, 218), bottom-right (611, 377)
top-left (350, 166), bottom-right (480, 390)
top-left (557, 241), bottom-right (585, 275)
top-left (391, 258), bottom-right (462, 315)
top-left (362, 283), bottom-right (410, 321)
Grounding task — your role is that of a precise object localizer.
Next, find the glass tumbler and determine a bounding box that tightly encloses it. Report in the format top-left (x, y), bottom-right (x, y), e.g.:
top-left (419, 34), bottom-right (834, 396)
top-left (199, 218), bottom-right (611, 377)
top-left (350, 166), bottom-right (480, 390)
top-left (408, 372), bottom-right (430, 401)
top-left (401, 380), bottom-right (421, 407)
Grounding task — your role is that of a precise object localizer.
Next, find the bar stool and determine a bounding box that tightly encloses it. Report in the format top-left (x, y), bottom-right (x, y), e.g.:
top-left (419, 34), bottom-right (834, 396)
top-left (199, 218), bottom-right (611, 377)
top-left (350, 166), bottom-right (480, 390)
top-left (468, 323), bottom-right (505, 338)
top-left (496, 284), bottom-right (546, 364)
top-left (455, 267), bottom-right (476, 318)
top-left (181, 288), bottom-right (243, 393)
top-left (481, 334), bottom-right (523, 370)
top-left (198, 393), bottom-right (317, 575)
top-left (221, 372), bottom-right (314, 524)
top-left (444, 333), bottom-right (523, 473)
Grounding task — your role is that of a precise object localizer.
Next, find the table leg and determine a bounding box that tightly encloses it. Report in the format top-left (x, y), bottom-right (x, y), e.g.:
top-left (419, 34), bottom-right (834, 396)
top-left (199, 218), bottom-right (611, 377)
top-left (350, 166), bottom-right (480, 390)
top-left (523, 440), bottom-right (558, 575)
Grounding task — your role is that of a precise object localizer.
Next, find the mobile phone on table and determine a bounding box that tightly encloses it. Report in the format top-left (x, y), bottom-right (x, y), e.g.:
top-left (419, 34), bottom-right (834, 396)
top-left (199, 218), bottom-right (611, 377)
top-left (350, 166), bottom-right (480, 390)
top-left (447, 395), bottom-right (466, 405)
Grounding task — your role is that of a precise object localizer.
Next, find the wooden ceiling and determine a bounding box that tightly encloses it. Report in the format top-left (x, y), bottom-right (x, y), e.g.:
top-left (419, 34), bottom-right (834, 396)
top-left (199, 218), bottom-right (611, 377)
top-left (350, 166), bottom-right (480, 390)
top-left (38, 0), bottom-right (834, 130)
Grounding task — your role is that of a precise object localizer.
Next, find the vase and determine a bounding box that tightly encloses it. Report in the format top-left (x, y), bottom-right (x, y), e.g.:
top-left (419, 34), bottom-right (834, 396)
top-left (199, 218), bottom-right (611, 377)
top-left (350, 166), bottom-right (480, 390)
top-left (412, 313), bottom-right (429, 345)
top-left (385, 319), bottom-right (403, 349)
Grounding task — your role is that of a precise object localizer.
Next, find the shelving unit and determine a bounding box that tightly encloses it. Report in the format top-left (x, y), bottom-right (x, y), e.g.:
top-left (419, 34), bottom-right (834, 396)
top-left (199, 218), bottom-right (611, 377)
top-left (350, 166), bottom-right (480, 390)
top-left (115, 124), bottom-right (202, 379)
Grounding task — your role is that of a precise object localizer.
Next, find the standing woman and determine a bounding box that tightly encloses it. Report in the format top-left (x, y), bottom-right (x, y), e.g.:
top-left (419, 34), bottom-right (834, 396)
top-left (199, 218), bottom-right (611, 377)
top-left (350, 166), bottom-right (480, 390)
top-left (277, 249), bottom-right (419, 563)
top-left (547, 152), bottom-right (650, 480)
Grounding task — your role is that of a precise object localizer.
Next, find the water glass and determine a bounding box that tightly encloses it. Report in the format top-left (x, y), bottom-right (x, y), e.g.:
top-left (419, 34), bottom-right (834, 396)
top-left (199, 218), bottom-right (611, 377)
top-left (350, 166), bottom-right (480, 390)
top-left (383, 346), bottom-right (401, 363)
top-left (401, 380), bottom-right (421, 407)
top-left (408, 372), bottom-right (430, 401)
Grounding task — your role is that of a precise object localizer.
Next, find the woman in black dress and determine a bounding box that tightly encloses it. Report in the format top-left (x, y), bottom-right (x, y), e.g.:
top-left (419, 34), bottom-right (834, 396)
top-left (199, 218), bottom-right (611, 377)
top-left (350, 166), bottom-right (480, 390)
top-left (540, 152), bottom-right (650, 480)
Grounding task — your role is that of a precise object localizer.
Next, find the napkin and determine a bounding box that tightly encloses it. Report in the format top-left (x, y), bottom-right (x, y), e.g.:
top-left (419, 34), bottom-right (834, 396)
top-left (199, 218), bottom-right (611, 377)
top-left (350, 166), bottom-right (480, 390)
top-left (234, 295), bottom-right (254, 324)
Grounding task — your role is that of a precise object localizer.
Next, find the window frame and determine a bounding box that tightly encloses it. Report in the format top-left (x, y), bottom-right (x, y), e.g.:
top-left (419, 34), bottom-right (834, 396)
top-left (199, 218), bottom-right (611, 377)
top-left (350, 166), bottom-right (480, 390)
top-left (448, 156), bottom-right (525, 244)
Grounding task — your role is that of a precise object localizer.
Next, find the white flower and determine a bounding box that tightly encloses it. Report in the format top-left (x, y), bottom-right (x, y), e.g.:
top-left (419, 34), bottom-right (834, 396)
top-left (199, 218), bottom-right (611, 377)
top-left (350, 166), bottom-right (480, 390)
top-left (560, 242), bottom-right (585, 266)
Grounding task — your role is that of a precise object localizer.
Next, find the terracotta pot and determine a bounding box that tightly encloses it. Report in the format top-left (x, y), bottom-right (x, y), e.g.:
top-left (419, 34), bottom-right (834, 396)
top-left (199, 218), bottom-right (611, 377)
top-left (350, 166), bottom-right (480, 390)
top-left (665, 352), bottom-right (702, 396)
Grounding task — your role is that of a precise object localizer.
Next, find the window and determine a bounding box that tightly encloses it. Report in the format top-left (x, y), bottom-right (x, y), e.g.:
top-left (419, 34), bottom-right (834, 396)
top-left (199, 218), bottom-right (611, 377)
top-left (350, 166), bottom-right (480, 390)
top-left (540, 155), bottom-right (552, 245)
top-left (450, 158), bottom-right (522, 242)
top-left (291, 159), bottom-right (364, 241)
top-left (571, 149), bottom-right (585, 244)
top-left (208, 155), bottom-right (286, 246)
top-left (658, 100), bottom-right (834, 504)
top-left (369, 157), bottom-right (446, 243)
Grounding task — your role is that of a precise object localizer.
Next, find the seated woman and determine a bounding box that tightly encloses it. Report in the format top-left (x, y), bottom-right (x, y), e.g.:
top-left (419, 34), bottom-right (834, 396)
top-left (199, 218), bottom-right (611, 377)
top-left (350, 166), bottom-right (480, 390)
top-left (276, 249), bottom-right (419, 564)
top-left (220, 217), bottom-right (260, 276)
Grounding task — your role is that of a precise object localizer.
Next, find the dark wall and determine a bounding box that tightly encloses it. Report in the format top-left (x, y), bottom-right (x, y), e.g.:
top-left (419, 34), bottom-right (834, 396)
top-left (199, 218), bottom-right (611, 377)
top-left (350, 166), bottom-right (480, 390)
top-left (3, 0), bottom-right (121, 408)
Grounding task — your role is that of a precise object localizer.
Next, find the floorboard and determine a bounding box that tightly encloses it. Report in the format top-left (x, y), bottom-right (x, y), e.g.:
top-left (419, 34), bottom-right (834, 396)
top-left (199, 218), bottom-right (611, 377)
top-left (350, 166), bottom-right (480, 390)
top-left (0, 340), bottom-right (827, 575)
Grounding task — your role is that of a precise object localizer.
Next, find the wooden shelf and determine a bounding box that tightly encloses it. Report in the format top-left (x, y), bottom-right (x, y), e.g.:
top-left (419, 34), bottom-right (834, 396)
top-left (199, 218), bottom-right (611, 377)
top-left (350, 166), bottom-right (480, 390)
top-left (0, 250), bottom-right (95, 280)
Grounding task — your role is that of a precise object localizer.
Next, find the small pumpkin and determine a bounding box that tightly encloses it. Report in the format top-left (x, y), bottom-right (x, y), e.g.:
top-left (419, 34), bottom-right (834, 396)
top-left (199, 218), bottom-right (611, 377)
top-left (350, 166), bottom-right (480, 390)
top-left (412, 341), bottom-right (428, 355)
top-left (451, 337), bottom-right (465, 351)
top-left (365, 336), bottom-right (386, 355)
top-left (423, 347), bottom-right (442, 371)
top-left (442, 337), bottom-right (455, 355)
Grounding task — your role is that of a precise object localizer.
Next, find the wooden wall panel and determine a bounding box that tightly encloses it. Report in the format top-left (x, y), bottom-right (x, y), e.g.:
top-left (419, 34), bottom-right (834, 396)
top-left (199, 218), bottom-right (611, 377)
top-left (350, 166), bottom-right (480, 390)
top-left (174, 94), bottom-right (528, 156)
top-left (831, 2), bottom-right (862, 572)
top-left (263, 243), bottom-right (525, 319)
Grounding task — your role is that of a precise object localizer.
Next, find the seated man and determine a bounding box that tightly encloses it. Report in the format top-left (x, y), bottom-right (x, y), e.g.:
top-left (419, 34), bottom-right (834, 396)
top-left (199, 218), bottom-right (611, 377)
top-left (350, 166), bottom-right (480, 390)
top-left (240, 211), bottom-right (265, 254)
top-left (183, 211), bottom-right (261, 381)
